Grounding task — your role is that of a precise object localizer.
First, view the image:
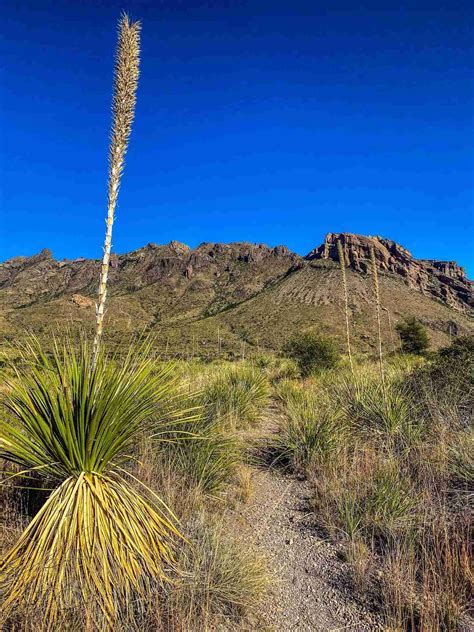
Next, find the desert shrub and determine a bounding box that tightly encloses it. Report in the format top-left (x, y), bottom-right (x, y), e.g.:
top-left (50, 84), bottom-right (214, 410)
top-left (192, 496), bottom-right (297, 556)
top-left (437, 333), bottom-right (474, 366)
top-left (395, 316), bottom-right (430, 355)
top-left (338, 372), bottom-right (424, 448)
top-left (430, 334), bottom-right (474, 398)
top-left (408, 335), bottom-right (474, 428)
top-left (283, 331), bottom-right (339, 377)
top-left (308, 350), bottom-right (473, 631)
top-left (203, 364), bottom-right (270, 429)
top-left (273, 383), bottom-right (346, 473)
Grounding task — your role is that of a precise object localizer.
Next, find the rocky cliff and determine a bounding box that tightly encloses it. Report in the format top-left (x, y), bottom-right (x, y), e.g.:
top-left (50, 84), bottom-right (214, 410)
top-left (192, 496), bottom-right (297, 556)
top-left (0, 234), bottom-right (472, 354)
top-left (306, 233), bottom-right (473, 312)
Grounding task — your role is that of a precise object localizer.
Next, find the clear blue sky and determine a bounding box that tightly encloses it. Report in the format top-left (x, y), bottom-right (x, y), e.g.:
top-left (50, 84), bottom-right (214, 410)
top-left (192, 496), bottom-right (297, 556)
top-left (1, 1), bottom-right (473, 275)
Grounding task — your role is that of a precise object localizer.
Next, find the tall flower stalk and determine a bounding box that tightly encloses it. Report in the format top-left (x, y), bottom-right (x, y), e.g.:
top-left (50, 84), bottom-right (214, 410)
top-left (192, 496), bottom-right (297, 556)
top-left (370, 244), bottom-right (386, 388)
top-left (93, 14), bottom-right (141, 363)
top-left (337, 239), bottom-right (354, 375)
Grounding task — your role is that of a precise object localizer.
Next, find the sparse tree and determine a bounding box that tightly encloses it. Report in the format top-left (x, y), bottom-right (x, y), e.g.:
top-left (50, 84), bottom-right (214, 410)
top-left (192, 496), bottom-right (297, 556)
top-left (284, 331), bottom-right (339, 377)
top-left (396, 316), bottom-right (430, 355)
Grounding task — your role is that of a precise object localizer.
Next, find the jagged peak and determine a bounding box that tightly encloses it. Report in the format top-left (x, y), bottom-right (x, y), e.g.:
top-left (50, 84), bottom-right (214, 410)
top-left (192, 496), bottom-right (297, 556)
top-left (0, 235), bottom-right (471, 312)
top-left (305, 232), bottom-right (472, 311)
top-left (2, 248), bottom-right (53, 266)
top-left (168, 240), bottom-right (190, 254)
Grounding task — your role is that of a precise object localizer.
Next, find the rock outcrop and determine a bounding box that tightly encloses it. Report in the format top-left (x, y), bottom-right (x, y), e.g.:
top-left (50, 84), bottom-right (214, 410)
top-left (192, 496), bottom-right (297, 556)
top-left (306, 233), bottom-right (473, 312)
top-left (0, 234), bottom-right (472, 353)
top-left (0, 234), bottom-right (472, 315)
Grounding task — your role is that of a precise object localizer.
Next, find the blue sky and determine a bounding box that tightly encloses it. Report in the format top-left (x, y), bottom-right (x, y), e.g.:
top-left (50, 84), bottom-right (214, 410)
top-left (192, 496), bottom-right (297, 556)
top-left (1, 1), bottom-right (473, 275)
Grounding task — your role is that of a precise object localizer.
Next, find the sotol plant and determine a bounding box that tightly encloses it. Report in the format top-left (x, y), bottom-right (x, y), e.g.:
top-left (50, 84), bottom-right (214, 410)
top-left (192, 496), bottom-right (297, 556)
top-left (0, 340), bottom-right (182, 628)
top-left (370, 244), bottom-right (386, 388)
top-left (1, 16), bottom-right (184, 629)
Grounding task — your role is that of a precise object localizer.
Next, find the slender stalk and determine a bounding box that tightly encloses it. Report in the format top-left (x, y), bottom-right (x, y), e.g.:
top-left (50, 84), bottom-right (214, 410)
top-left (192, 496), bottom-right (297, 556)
top-left (382, 306), bottom-right (394, 353)
top-left (92, 14), bottom-right (141, 363)
top-left (370, 245), bottom-right (386, 388)
top-left (337, 239), bottom-right (354, 375)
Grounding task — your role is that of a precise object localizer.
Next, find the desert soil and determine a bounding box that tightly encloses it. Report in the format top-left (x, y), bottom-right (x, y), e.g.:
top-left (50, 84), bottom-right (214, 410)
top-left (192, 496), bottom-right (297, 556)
top-left (230, 418), bottom-right (384, 631)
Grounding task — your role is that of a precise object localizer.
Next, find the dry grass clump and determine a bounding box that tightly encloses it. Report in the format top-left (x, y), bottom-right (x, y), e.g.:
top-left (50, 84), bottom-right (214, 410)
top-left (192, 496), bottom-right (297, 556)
top-left (145, 361), bottom-right (271, 497)
top-left (153, 410), bottom-right (242, 499)
top-left (203, 363), bottom-right (270, 430)
top-left (252, 354), bottom-right (300, 382)
top-left (275, 338), bottom-right (473, 630)
top-left (158, 516), bottom-right (267, 631)
top-left (271, 380), bottom-right (347, 474)
top-left (128, 435), bottom-right (266, 630)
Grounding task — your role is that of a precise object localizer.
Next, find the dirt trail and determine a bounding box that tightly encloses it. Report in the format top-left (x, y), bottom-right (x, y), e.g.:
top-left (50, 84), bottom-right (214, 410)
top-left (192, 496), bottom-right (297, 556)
top-left (232, 418), bottom-right (384, 631)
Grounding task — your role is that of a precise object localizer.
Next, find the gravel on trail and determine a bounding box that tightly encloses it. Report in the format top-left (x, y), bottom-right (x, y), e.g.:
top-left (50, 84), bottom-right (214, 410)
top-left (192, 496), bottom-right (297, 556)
top-left (232, 466), bottom-right (384, 632)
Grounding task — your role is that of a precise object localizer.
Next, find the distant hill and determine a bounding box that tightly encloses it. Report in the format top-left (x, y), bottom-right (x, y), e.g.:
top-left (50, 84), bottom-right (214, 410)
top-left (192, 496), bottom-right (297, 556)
top-left (1, 233), bottom-right (472, 356)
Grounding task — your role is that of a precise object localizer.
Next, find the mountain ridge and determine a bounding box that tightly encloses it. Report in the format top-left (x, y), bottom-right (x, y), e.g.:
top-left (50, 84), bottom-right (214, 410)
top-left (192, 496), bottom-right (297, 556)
top-left (1, 233), bottom-right (472, 354)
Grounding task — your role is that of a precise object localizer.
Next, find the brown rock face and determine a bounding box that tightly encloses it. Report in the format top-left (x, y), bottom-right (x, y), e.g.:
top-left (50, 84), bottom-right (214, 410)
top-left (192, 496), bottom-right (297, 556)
top-left (306, 233), bottom-right (473, 312)
top-left (0, 235), bottom-right (472, 353)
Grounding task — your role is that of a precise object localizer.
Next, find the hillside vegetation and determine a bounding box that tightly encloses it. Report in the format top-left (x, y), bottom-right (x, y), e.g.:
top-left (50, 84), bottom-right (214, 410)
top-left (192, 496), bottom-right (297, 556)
top-left (1, 234), bottom-right (472, 357)
top-left (1, 12), bottom-right (472, 631)
top-left (1, 335), bottom-right (472, 630)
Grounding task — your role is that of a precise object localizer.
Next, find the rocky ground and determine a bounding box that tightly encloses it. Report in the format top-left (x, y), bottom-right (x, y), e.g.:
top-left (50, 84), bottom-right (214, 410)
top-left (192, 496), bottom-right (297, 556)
top-left (234, 466), bottom-right (383, 631)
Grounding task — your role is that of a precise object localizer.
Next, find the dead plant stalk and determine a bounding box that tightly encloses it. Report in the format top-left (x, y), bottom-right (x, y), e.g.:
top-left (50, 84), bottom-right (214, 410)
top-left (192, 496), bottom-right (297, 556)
top-left (337, 239), bottom-right (354, 375)
top-left (370, 244), bottom-right (386, 389)
top-left (92, 14), bottom-right (141, 363)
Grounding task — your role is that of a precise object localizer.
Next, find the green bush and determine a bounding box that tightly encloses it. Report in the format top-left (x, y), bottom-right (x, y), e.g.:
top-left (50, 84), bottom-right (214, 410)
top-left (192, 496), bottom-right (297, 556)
top-left (283, 331), bottom-right (339, 377)
top-left (433, 334), bottom-right (474, 391)
top-left (408, 334), bottom-right (474, 426)
top-left (395, 316), bottom-right (430, 355)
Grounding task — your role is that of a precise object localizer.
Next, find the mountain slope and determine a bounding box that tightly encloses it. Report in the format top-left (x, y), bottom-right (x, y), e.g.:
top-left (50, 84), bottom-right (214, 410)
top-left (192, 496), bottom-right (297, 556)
top-left (1, 234), bottom-right (472, 355)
